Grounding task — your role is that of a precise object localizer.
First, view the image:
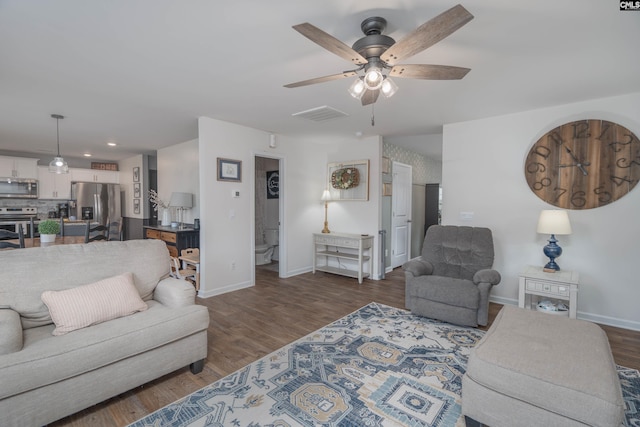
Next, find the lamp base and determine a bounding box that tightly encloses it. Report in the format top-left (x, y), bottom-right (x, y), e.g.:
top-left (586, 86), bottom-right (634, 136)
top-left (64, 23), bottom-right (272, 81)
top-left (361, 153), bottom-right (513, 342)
top-left (542, 234), bottom-right (562, 273)
top-left (321, 221), bottom-right (330, 234)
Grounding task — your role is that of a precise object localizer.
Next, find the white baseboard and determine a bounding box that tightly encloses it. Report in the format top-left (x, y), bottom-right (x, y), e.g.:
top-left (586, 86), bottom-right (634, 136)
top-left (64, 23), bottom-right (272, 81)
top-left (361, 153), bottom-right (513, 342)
top-left (490, 296), bottom-right (640, 331)
top-left (198, 280), bottom-right (253, 299)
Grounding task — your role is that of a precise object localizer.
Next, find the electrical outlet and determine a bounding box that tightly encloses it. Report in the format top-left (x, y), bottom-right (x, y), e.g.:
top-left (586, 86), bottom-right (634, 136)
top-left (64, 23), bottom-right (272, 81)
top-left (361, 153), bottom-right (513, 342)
top-left (230, 261), bottom-right (236, 270)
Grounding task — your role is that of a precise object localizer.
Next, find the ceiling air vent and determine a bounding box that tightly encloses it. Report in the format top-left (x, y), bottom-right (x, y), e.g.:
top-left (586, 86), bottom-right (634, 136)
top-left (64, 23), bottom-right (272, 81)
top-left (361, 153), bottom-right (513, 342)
top-left (292, 105), bottom-right (348, 122)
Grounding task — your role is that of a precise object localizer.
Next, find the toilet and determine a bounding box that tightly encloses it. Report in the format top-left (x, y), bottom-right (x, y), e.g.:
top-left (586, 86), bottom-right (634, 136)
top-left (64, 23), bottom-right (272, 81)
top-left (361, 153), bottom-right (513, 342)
top-left (255, 228), bottom-right (279, 265)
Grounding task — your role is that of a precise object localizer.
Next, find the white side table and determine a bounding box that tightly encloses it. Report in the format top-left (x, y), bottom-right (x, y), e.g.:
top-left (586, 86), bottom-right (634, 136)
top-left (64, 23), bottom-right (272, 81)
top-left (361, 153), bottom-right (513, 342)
top-left (518, 265), bottom-right (579, 319)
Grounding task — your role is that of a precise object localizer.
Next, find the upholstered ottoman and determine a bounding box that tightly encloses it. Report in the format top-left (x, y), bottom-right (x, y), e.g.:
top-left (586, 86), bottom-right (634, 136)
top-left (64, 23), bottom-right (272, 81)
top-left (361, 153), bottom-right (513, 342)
top-left (462, 305), bottom-right (624, 427)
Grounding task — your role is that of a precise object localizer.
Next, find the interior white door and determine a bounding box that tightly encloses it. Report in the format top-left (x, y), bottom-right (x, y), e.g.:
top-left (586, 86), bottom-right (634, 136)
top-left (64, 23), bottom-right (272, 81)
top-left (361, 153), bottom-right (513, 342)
top-left (391, 162), bottom-right (412, 268)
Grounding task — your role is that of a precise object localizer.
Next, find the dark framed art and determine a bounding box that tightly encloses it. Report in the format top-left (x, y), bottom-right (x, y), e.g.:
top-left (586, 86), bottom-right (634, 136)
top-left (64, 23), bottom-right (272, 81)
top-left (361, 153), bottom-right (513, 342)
top-left (217, 158), bottom-right (242, 182)
top-left (133, 198), bottom-right (140, 214)
top-left (133, 167), bottom-right (140, 182)
top-left (133, 183), bottom-right (141, 198)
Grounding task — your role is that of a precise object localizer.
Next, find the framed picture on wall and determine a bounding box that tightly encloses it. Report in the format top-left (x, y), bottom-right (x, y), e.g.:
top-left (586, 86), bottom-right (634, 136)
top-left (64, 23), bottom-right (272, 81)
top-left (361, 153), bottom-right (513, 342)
top-left (327, 159), bottom-right (369, 201)
top-left (133, 183), bottom-right (141, 198)
top-left (267, 170), bottom-right (279, 199)
top-left (217, 158), bottom-right (242, 182)
top-left (133, 198), bottom-right (140, 214)
top-left (133, 167), bottom-right (140, 182)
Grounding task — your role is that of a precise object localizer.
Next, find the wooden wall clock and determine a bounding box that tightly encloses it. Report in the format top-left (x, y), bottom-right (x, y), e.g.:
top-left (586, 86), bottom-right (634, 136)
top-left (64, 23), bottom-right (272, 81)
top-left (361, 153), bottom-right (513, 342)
top-left (524, 119), bottom-right (640, 209)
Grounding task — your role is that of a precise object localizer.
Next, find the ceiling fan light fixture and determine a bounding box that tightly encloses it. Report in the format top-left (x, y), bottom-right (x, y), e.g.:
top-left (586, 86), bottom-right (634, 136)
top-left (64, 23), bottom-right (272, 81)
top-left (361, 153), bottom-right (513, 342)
top-left (48, 114), bottom-right (69, 174)
top-left (364, 67), bottom-right (383, 90)
top-left (348, 77), bottom-right (366, 99)
top-left (381, 77), bottom-right (398, 98)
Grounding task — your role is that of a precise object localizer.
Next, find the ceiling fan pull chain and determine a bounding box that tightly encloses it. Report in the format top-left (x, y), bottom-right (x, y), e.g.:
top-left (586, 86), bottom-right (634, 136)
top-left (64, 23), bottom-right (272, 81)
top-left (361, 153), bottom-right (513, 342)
top-left (371, 104), bottom-right (375, 127)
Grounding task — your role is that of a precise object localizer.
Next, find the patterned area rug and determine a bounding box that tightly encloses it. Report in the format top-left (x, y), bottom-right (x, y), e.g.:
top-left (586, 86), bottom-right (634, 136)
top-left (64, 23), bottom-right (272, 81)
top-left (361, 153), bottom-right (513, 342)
top-left (129, 303), bottom-right (640, 427)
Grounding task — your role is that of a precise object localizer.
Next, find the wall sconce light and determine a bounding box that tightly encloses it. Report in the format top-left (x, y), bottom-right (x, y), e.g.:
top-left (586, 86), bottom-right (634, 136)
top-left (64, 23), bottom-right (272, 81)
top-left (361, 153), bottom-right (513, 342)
top-left (269, 134), bottom-right (277, 148)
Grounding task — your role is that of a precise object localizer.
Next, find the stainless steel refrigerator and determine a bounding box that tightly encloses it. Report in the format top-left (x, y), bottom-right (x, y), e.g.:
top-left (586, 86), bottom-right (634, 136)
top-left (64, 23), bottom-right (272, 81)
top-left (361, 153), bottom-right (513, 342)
top-left (70, 182), bottom-right (121, 225)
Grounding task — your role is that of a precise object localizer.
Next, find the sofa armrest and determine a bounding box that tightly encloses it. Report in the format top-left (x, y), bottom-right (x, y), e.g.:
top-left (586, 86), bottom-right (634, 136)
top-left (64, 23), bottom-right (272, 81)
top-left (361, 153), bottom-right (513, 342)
top-left (473, 269), bottom-right (501, 286)
top-left (0, 308), bottom-right (23, 355)
top-left (402, 258), bottom-right (434, 278)
top-left (153, 277), bottom-right (196, 308)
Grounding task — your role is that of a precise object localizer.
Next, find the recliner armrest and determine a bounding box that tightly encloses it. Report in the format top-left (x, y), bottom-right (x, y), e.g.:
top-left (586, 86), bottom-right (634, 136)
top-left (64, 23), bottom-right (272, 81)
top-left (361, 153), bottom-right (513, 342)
top-left (402, 258), bottom-right (434, 277)
top-left (0, 308), bottom-right (23, 355)
top-left (153, 277), bottom-right (196, 308)
top-left (473, 269), bottom-right (501, 286)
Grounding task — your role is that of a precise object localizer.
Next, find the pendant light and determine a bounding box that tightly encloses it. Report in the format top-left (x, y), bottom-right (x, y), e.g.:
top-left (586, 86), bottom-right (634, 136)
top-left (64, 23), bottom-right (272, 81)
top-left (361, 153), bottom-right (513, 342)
top-left (49, 114), bottom-right (69, 174)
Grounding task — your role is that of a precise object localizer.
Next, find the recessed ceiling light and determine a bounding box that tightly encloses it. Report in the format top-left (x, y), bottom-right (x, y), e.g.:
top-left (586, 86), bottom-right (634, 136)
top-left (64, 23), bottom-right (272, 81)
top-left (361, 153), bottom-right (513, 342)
top-left (107, 142), bottom-right (117, 147)
top-left (83, 153), bottom-right (92, 157)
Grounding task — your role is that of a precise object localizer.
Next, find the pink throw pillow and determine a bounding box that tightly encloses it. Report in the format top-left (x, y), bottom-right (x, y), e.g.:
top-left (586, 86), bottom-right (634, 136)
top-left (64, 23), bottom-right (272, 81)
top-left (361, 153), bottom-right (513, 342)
top-left (41, 272), bottom-right (148, 336)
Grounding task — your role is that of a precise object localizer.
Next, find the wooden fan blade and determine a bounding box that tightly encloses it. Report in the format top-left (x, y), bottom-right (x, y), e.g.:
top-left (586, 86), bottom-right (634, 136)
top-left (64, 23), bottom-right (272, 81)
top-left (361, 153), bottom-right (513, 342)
top-left (361, 89), bottom-right (380, 106)
top-left (284, 71), bottom-right (357, 88)
top-left (389, 64), bottom-right (470, 80)
top-left (381, 4), bottom-right (473, 65)
top-left (293, 23), bottom-right (368, 65)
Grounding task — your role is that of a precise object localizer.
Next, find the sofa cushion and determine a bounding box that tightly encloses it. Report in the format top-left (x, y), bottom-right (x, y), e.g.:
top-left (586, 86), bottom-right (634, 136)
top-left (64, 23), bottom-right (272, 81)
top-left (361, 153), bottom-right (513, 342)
top-left (41, 272), bottom-right (148, 336)
top-left (0, 240), bottom-right (170, 329)
top-left (0, 309), bottom-right (23, 355)
top-left (0, 301), bottom-right (209, 400)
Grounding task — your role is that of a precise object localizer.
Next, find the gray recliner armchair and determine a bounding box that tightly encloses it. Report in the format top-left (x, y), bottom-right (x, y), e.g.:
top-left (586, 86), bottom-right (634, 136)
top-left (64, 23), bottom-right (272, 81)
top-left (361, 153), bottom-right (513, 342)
top-left (402, 225), bottom-right (501, 327)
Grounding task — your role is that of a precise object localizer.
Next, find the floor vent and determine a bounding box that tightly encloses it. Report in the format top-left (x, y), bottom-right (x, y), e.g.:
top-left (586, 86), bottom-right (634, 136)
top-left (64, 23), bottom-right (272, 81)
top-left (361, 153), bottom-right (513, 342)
top-left (292, 105), bottom-right (349, 122)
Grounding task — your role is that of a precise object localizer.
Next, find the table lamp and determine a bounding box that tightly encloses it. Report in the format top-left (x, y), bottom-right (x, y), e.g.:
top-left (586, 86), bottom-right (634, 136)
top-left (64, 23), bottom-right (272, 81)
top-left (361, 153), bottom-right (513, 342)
top-left (321, 190), bottom-right (331, 234)
top-left (170, 192), bottom-right (193, 229)
top-left (537, 209), bottom-right (572, 272)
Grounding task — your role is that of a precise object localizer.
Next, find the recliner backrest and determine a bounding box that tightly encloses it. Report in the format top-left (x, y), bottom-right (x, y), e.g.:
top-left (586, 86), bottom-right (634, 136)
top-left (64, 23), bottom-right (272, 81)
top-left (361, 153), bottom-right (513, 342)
top-left (421, 225), bottom-right (495, 281)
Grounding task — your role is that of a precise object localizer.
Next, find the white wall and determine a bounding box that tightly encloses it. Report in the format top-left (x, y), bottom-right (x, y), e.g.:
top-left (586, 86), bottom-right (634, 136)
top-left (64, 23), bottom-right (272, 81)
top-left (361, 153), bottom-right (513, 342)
top-left (442, 92), bottom-right (640, 329)
top-left (197, 117), bottom-right (383, 298)
top-left (157, 139), bottom-right (200, 224)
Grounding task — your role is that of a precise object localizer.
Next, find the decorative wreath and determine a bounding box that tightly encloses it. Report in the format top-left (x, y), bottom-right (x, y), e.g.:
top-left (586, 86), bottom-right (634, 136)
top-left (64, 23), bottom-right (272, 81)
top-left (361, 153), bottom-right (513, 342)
top-left (331, 167), bottom-right (360, 190)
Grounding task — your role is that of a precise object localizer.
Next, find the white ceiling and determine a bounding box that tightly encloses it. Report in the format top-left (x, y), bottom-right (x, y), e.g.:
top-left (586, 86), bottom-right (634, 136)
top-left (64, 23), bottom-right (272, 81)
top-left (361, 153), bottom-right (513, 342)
top-left (1, 1), bottom-right (638, 162)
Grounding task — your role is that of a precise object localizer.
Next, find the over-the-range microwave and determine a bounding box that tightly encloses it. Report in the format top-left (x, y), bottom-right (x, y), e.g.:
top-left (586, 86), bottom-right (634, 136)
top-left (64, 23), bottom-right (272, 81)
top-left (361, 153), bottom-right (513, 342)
top-left (0, 178), bottom-right (38, 198)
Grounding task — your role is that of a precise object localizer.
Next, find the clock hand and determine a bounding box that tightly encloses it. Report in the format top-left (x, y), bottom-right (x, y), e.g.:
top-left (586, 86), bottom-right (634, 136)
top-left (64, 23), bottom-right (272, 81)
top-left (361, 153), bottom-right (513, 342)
top-left (563, 146), bottom-right (589, 175)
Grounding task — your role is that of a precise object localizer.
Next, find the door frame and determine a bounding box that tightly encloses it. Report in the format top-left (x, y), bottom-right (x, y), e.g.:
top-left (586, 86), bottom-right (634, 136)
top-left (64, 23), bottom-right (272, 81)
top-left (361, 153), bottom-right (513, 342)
top-left (391, 161), bottom-right (412, 268)
top-left (251, 152), bottom-right (286, 282)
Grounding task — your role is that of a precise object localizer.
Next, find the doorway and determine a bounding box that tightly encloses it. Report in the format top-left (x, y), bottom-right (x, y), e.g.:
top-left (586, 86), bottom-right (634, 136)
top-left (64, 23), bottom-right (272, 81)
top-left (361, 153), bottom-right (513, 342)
top-left (391, 161), bottom-right (412, 268)
top-left (254, 155), bottom-right (283, 278)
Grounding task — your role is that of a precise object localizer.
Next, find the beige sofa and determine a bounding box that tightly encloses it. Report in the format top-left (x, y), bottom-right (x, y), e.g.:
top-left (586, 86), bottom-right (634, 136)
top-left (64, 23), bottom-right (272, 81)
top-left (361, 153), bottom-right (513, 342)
top-left (0, 239), bottom-right (210, 427)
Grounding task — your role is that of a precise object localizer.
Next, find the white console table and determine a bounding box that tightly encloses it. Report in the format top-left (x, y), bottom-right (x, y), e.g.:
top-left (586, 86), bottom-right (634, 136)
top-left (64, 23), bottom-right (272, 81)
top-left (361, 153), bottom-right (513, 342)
top-left (313, 232), bottom-right (374, 284)
top-left (518, 265), bottom-right (579, 319)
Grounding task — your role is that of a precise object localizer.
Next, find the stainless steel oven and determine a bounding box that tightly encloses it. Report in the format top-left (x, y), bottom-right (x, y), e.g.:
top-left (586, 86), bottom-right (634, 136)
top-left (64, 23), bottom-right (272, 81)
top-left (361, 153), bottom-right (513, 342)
top-left (0, 207), bottom-right (38, 237)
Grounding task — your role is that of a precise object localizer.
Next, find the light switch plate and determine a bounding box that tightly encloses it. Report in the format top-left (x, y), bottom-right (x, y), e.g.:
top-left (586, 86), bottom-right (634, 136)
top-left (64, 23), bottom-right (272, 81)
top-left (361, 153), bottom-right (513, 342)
top-left (232, 190), bottom-right (240, 198)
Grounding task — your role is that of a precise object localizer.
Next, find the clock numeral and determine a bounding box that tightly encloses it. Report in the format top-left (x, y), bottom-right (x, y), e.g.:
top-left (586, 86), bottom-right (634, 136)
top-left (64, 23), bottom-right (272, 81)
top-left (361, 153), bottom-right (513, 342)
top-left (610, 175), bottom-right (634, 186)
top-left (596, 122), bottom-right (612, 142)
top-left (547, 132), bottom-right (564, 146)
top-left (609, 134), bottom-right (636, 152)
top-left (616, 157), bottom-right (640, 169)
top-left (572, 122), bottom-right (590, 139)
top-left (532, 145), bottom-right (552, 160)
top-left (553, 186), bottom-right (567, 202)
top-left (526, 162), bottom-right (546, 173)
top-left (570, 191), bottom-right (587, 208)
top-left (533, 177), bottom-right (551, 190)
top-left (594, 186), bottom-right (612, 204)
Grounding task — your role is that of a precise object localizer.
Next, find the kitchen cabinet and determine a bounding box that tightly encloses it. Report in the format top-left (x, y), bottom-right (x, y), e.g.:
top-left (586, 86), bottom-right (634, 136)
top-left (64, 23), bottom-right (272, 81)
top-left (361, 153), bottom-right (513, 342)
top-left (71, 168), bottom-right (119, 183)
top-left (37, 166), bottom-right (72, 199)
top-left (144, 225), bottom-right (199, 258)
top-left (0, 156), bottom-right (38, 179)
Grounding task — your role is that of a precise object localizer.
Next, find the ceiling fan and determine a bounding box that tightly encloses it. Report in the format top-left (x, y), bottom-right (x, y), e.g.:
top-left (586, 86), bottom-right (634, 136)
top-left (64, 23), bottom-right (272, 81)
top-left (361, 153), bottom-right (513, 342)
top-left (284, 4), bottom-right (473, 106)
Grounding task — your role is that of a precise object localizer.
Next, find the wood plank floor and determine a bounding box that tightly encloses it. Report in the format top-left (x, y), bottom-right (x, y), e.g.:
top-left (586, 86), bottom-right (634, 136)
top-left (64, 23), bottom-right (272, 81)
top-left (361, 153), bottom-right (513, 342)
top-left (51, 266), bottom-right (640, 426)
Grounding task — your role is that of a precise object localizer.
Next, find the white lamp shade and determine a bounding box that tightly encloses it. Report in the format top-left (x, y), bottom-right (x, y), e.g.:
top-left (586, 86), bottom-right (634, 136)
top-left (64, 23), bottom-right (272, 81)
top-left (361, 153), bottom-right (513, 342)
top-left (321, 189), bottom-right (331, 201)
top-left (169, 192), bottom-right (192, 208)
top-left (537, 210), bottom-right (572, 235)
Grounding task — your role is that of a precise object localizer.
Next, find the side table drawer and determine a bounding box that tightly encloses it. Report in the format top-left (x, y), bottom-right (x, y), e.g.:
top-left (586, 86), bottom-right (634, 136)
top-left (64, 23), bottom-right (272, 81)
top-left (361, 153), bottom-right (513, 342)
top-left (526, 280), bottom-right (570, 296)
top-left (146, 229), bottom-right (161, 239)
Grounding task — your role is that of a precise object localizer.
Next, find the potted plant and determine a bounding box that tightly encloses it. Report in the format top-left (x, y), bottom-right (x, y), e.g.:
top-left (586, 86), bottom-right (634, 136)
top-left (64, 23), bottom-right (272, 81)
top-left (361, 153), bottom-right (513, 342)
top-left (38, 219), bottom-right (60, 243)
